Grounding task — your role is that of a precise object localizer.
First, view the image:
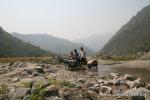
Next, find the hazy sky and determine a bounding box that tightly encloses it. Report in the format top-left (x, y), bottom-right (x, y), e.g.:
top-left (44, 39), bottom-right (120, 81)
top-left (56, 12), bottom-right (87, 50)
top-left (0, 0), bottom-right (150, 40)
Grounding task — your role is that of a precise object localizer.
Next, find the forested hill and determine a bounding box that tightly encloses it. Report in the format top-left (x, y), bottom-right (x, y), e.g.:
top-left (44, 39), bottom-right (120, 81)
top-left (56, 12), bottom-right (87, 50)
top-left (0, 27), bottom-right (51, 57)
top-left (100, 5), bottom-right (150, 55)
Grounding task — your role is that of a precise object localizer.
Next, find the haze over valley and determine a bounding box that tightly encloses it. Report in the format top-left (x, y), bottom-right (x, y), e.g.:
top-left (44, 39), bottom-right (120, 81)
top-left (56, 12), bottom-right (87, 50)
top-left (1, 1), bottom-right (150, 100)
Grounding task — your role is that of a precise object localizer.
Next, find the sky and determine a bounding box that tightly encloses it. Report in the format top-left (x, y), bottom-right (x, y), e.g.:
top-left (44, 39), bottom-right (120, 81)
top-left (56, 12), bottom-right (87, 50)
top-left (0, 0), bottom-right (150, 40)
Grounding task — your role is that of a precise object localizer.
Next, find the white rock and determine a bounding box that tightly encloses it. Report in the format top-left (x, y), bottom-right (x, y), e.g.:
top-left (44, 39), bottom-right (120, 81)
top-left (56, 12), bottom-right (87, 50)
top-left (113, 78), bottom-right (126, 85)
top-left (88, 84), bottom-right (99, 93)
top-left (12, 78), bottom-right (20, 82)
top-left (109, 72), bottom-right (120, 79)
top-left (103, 80), bottom-right (113, 86)
top-left (127, 78), bottom-right (145, 88)
top-left (97, 79), bottom-right (104, 83)
top-left (123, 88), bottom-right (150, 97)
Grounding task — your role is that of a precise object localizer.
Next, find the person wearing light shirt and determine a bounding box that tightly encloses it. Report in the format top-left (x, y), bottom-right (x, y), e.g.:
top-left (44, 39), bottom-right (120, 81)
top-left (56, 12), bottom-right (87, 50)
top-left (80, 47), bottom-right (87, 65)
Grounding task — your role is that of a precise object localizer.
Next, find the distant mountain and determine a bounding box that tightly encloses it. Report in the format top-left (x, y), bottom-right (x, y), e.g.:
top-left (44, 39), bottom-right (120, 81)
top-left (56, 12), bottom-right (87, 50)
top-left (74, 33), bottom-right (114, 51)
top-left (100, 5), bottom-right (150, 56)
top-left (0, 27), bottom-right (51, 57)
top-left (12, 33), bottom-right (93, 55)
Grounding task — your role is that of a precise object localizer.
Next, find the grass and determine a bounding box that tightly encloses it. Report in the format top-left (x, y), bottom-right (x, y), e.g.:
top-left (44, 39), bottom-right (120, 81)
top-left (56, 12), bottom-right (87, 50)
top-left (19, 81), bottom-right (33, 88)
top-left (81, 90), bottom-right (98, 100)
top-left (0, 83), bottom-right (9, 95)
top-left (98, 54), bottom-right (139, 61)
top-left (28, 78), bottom-right (76, 100)
top-left (0, 56), bottom-right (53, 63)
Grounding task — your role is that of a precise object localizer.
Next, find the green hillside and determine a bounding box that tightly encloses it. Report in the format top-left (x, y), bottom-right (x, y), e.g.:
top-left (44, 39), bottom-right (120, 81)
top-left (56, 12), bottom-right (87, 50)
top-left (12, 33), bottom-right (93, 55)
top-left (0, 27), bottom-right (51, 57)
top-left (100, 5), bottom-right (150, 56)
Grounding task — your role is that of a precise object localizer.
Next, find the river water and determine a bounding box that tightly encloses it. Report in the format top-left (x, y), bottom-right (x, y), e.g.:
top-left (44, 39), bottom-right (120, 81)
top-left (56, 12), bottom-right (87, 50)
top-left (97, 64), bottom-right (150, 83)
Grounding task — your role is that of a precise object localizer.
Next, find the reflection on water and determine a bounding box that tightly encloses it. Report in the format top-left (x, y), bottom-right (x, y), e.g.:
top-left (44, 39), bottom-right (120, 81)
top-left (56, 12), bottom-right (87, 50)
top-left (97, 64), bottom-right (150, 82)
top-left (115, 67), bottom-right (150, 83)
top-left (97, 64), bottom-right (115, 76)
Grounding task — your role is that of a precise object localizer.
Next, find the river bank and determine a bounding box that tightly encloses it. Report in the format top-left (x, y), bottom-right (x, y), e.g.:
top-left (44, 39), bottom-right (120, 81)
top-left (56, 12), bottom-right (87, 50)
top-left (0, 58), bottom-right (150, 100)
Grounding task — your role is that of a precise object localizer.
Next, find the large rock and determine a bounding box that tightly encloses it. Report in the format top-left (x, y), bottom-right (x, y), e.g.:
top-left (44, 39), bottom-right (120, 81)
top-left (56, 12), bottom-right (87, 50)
top-left (112, 78), bottom-right (126, 85)
top-left (25, 66), bottom-right (44, 75)
top-left (97, 79), bottom-right (104, 83)
top-left (11, 87), bottom-right (30, 100)
top-left (109, 72), bottom-right (120, 79)
top-left (127, 78), bottom-right (145, 88)
top-left (88, 84), bottom-right (100, 93)
top-left (84, 81), bottom-right (96, 88)
top-left (123, 88), bottom-right (150, 97)
top-left (103, 80), bottom-right (113, 86)
top-left (146, 84), bottom-right (150, 90)
top-left (41, 81), bottom-right (51, 89)
top-left (124, 74), bottom-right (137, 81)
top-left (87, 60), bottom-right (97, 65)
top-left (78, 78), bottom-right (86, 84)
top-left (45, 96), bottom-right (62, 100)
top-left (44, 85), bottom-right (59, 97)
top-left (87, 60), bottom-right (98, 68)
top-left (59, 88), bottom-right (75, 99)
top-left (12, 62), bottom-right (27, 68)
top-left (100, 86), bottom-right (112, 94)
top-left (23, 94), bottom-right (30, 100)
top-left (11, 78), bottom-right (20, 82)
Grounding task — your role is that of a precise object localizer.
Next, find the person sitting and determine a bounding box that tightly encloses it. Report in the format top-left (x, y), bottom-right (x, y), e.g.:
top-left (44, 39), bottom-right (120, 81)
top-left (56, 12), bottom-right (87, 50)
top-left (80, 47), bottom-right (87, 65)
top-left (73, 49), bottom-right (80, 64)
top-left (74, 49), bottom-right (80, 59)
top-left (69, 51), bottom-right (75, 60)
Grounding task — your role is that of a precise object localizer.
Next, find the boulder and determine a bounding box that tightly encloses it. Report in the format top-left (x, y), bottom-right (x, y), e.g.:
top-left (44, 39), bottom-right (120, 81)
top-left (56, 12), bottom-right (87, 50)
top-left (45, 85), bottom-right (59, 97)
top-left (88, 84), bottom-right (99, 93)
top-left (100, 86), bottom-right (112, 94)
top-left (127, 78), bottom-right (145, 88)
top-left (84, 81), bottom-right (96, 88)
top-left (146, 84), bottom-right (150, 90)
top-left (11, 87), bottom-right (30, 99)
top-left (109, 72), bottom-right (120, 79)
top-left (124, 74), bottom-right (137, 81)
top-left (103, 80), bottom-right (113, 86)
top-left (123, 88), bottom-right (150, 97)
top-left (78, 78), bottom-right (86, 83)
top-left (12, 78), bottom-right (20, 82)
top-left (87, 60), bottom-right (98, 68)
top-left (87, 60), bottom-right (98, 65)
top-left (26, 66), bottom-right (44, 75)
top-left (45, 96), bottom-right (62, 100)
top-left (59, 88), bottom-right (75, 99)
top-left (41, 82), bottom-right (51, 89)
top-left (113, 78), bottom-right (126, 85)
top-left (97, 79), bottom-right (104, 83)
top-left (23, 94), bottom-right (30, 100)
top-left (132, 96), bottom-right (145, 100)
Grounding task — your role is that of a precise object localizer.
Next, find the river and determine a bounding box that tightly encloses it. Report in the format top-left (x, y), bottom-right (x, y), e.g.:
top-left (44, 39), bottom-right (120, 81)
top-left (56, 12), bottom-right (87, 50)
top-left (97, 64), bottom-right (150, 83)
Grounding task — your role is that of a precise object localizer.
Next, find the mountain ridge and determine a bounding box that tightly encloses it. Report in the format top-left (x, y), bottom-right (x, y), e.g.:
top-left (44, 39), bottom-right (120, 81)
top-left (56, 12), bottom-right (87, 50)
top-left (100, 5), bottom-right (150, 55)
top-left (0, 27), bottom-right (52, 57)
top-left (12, 33), bottom-right (93, 55)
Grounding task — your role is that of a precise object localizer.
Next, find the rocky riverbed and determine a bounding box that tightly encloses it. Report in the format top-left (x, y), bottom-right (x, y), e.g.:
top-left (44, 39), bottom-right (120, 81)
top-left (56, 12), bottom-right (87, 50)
top-left (0, 59), bottom-right (150, 100)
